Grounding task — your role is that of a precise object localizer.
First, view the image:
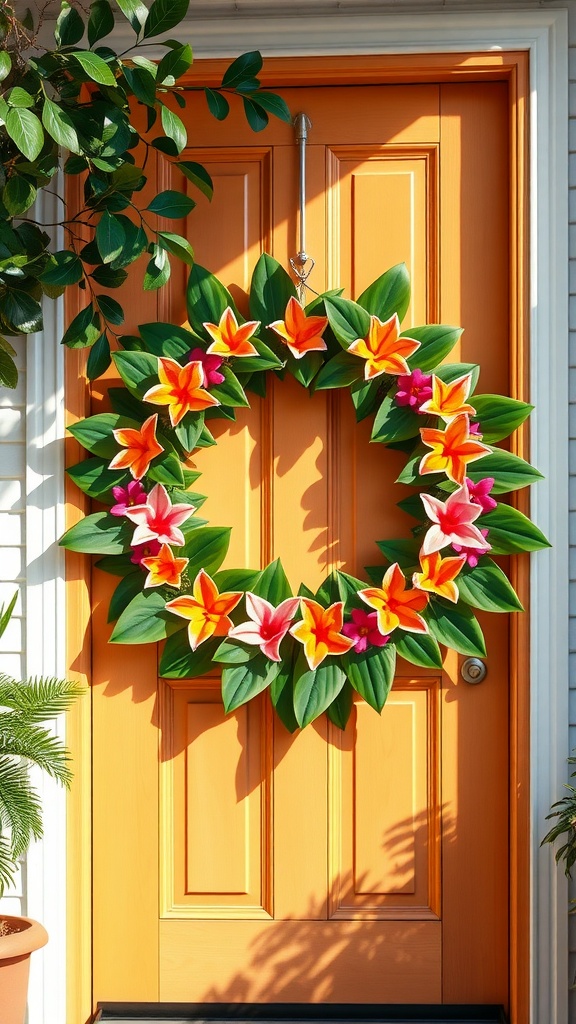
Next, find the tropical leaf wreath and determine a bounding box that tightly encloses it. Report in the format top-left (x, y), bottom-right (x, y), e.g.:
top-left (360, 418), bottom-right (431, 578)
top-left (60, 255), bottom-right (549, 730)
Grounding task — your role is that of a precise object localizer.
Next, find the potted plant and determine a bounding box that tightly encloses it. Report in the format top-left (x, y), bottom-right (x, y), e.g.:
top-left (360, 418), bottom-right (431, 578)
top-left (0, 592), bottom-right (82, 1024)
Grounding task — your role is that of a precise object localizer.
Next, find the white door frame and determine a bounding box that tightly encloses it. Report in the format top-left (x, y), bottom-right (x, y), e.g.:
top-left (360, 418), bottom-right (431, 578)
top-left (30, 9), bottom-right (568, 1023)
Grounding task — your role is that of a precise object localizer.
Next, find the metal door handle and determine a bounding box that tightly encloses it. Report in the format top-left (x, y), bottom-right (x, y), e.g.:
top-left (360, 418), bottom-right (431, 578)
top-left (461, 657), bottom-right (487, 684)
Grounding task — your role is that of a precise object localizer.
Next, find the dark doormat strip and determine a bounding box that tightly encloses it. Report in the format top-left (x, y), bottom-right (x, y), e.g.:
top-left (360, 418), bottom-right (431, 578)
top-left (95, 1002), bottom-right (508, 1024)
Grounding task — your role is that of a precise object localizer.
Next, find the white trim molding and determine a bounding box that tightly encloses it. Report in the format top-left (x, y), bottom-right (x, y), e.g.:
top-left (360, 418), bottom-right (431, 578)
top-left (30, 9), bottom-right (569, 1024)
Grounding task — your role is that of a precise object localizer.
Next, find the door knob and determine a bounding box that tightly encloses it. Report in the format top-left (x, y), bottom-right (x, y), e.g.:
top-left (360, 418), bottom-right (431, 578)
top-left (461, 657), bottom-right (487, 684)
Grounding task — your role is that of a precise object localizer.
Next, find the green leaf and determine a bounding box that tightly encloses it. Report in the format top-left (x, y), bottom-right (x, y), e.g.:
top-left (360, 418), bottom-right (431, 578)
top-left (395, 631), bottom-right (443, 668)
top-left (471, 394), bottom-right (533, 443)
top-left (406, 325), bottom-right (463, 372)
top-left (270, 658), bottom-right (298, 733)
top-left (175, 160), bottom-right (213, 200)
top-left (182, 526), bottom-right (231, 578)
top-left (143, 0), bottom-right (189, 38)
top-left (222, 51), bottom-right (263, 88)
top-left (96, 211), bottom-right (126, 265)
top-left (122, 64), bottom-right (156, 106)
top-left (208, 365), bottom-right (249, 408)
top-left (40, 251), bottom-right (83, 287)
top-left (314, 351), bottom-right (362, 390)
top-left (138, 322), bottom-right (191, 356)
top-left (88, 0), bottom-right (114, 45)
top-left (110, 217), bottom-right (147, 269)
top-left (147, 452), bottom-right (184, 487)
top-left (456, 559), bottom-right (523, 612)
top-left (43, 98), bottom-right (81, 152)
top-left (110, 590), bottom-right (179, 643)
top-left (375, 537), bottom-right (420, 570)
top-left (222, 654), bottom-right (281, 713)
top-left (0, 52), bottom-right (11, 83)
top-left (251, 558), bottom-right (293, 604)
top-left (143, 246), bottom-right (171, 291)
top-left (426, 600), bottom-right (486, 657)
top-left (326, 681), bottom-right (354, 730)
top-left (91, 265), bottom-right (128, 289)
top-left (61, 302), bottom-right (100, 348)
top-left (157, 43), bottom-right (193, 83)
top-left (160, 105), bottom-right (187, 153)
top-left (293, 655), bottom-right (346, 728)
top-left (242, 97), bottom-right (268, 132)
top-left (174, 412), bottom-right (205, 453)
top-left (59, 511), bottom-right (131, 554)
top-left (214, 568), bottom-right (262, 592)
top-left (71, 50), bottom-right (116, 86)
top-left (86, 332), bottom-right (111, 380)
top-left (68, 411), bottom-right (138, 457)
top-left (159, 632), bottom-right (217, 679)
top-left (97, 294), bottom-right (124, 325)
top-left (0, 348), bottom-right (18, 388)
top-left (157, 231), bottom-right (194, 266)
top-left (205, 88), bottom-right (229, 121)
top-left (371, 393), bottom-right (420, 444)
top-left (434, 361), bottom-right (480, 393)
top-left (67, 455), bottom-right (125, 499)
top-left (112, 350), bottom-right (158, 395)
top-left (350, 377), bottom-right (381, 421)
top-left (325, 296), bottom-right (370, 349)
top-left (5, 108), bottom-right (44, 161)
top-left (213, 639), bottom-right (259, 665)
top-left (115, 0), bottom-right (148, 33)
top-left (343, 643), bottom-right (396, 713)
top-left (249, 91), bottom-right (291, 123)
top-left (248, 252), bottom-right (297, 354)
top-left (108, 571), bottom-right (143, 623)
top-left (2, 289), bottom-right (43, 334)
top-left (464, 449), bottom-right (544, 494)
top-left (3, 176), bottom-right (37, 216)
top-left (479, 504), bottom-right (550, 554)
top-left (356, 263), bottom-right (410, 322)
top-left (146, 190), bottom-right (195, 219)
top-left (55, 1), bottom-right (85, 46)
top-left (186, 263), bottom-right (237, 331)
top-left (6, 88), bottom-right (35, 109)
top-left (95, 553), bottom-right (136, 577)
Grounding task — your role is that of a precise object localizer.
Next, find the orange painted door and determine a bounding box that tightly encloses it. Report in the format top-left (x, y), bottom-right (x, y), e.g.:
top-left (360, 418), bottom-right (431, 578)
top-left (90, 79), bottom-right (511, 1009)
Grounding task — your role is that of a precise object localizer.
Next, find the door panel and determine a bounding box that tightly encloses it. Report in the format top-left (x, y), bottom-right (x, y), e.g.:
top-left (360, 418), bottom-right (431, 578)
top-left (90, 79), bottom-right (510, 1010)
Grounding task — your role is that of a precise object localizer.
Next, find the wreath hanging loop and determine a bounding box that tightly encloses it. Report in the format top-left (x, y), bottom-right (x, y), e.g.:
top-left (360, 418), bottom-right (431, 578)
top-left (60, 253), bottom-right (549, 732)
top-left (290, 111), bottom-right (316, 305)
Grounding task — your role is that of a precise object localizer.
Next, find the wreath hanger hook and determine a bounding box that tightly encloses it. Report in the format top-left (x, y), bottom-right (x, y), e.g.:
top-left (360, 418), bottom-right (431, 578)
top-left (290, 112), bottom-right (315, 305)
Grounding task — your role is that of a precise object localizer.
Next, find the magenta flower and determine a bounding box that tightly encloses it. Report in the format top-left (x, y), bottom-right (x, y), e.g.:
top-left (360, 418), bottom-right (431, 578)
top-left (110, 480), bottom-right (147, 517)
top-left (469, 421), bottom-right (482, 435)
top-left (228, 592), bottom-right (300, 662)
top-left (395, 368), bottom-right (433, 411)
top-left (465, 476), bottom-right (497, 513)
top-left (187, 347), bottom-right (225, 388)
top-left (420, 484), bottom-right (491, 556)
top-left (130, 539), bottom-right (161, 566)
top-left (452, 528), bottom-right (490, 568)
top-left (124, 482), bottom-right (196, 547)
top-left (341, 609), bottom-right (390, 653)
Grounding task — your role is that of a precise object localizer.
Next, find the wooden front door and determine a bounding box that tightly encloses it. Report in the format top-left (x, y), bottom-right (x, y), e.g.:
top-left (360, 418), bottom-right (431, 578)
top-left (87, 70), bottom-right (517, 1012)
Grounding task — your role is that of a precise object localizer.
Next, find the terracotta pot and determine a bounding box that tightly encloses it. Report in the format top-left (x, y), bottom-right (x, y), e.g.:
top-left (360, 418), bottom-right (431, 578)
top-left (0, 916), bottom-right (48, 1024)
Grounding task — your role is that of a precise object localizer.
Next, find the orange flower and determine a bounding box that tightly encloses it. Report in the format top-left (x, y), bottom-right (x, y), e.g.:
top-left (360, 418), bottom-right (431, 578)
top-left (165, 568), bottom-right (242, 651)
top-left (412, 551), bottom-right (467, 604)
top-left (108, 413), bottom-right (164, 481)
top-left (141, 543), bottom-right (189, 589)
top-left (348, 313), bottom-right (421, 380)
top-left (203, 307), bottom-right (260, 358)
top-left (359, 563), bottom-right (429, 634)
top-left (290, 599), bottom-right (355, 670)
top-left (269, 296), bottom-right (328, 359)
top-left (419, 372), bottom-right (476, 421)
top-left (143, 357), bottom-right (220, 427)
top-left (420, 414), bottom-right (491, 484)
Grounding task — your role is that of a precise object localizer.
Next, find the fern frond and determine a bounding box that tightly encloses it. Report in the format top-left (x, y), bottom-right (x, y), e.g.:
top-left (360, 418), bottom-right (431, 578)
top-left (0, 756), bottom-right (42, 859)
top-left (0, 724), bottom-right (73, 785)
top-left (0, 592), bottom-right (17, 641)
top-left (0, 834), bottom-right (18, 896)
top-left (0, 676), bottom-right (83, 721)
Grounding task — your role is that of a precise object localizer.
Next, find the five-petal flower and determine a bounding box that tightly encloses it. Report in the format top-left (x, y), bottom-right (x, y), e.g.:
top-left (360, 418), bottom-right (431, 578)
top-left (348, 313), bottom-right (421, 380)
top-left (395, 368), bottom-right (433, 410)
top-left (419, 414), bottom-right (491, 484)
top-left (341, 609), bottom-right (389, 653)
top-left (141, 543), bottom-right (188, 589)
top-left (108, 413), bottom-right (164, 481)
top-left (143, 357), bottom-right (220, 427)
top-left (269, 296), bottom-right (328, 359)
top-left (420, 484), bottom-right (491, 556)
top-left (110, 480), bottom-right (147, 517)
top-left (466, 476), bottom-right (497, 513)
top-left (412, 551), bottom-right (467, 604)
top-left (228, 592), bottom-right (300, 661)
top-left (187, 348), bottom-right (225, 387)
top-left (290, 599), bottom-right (355, 670)
top-left (123, 482), bottom-right (196, 547)
top-left (203, 307), bottom-right (260, 358)
top-left (358, 563), bottom-right (429, 635)
top-left (165, 569), bottom-right (243, 651)
top-left (419, 372), bottom-right (476, 421)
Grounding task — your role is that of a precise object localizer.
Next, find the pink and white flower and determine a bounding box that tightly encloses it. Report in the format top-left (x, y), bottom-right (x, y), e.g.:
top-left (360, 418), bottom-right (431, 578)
top-left (420, 484), bottom-right (491, 556)
top-left (124, 483), bottom-right (196, 547)
top-left (228, 592), bottom-right (300, 662)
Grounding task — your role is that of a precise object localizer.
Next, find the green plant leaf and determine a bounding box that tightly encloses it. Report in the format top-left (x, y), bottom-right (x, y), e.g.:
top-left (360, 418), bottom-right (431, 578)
top-left (293, 655), bottom-right (346, 728)
top-left (326, 681), bottom-right (354, 730)
top-left (88, 0), bottom-right (114, 45)
top-left (395, 631), bottom-right (443, 668)
top-left (143, 246), bottom-right (171, 291)
top-left (96, 211), bottom-right (126, 265)
top-left (6, 88), bottom-right (35, 109)
top-left (222, 654), bottom-right (281, 713)
top-left (456, 559), bottom-right (523, 612)
top-left (97, 294), bottom-right (124, 325)
top-left (157, 231), bottom-right (194, 266)
top-left (356, 263), bottom-right (410, 322)
top-left (146, 190), bottom-right (195, 219)
top-left (138, 322), bottom-right (194, 359)
top-left (122, 64), bottom-right (156, 106)
top-left (3, 176), bottom-right (37, 216)
top-left (2, 289), bottom-right (43, 334)
top-left (108, 571), bottom-right (143, 622)
top-left (0, 52), bottom-right (11, 83)
top-left (59, 511), bottom-right (131, 554)
top-left (115, 0), bottom-right (148, 33)
top-left (71, 49), bottom-right (116, 85)
top-left (406, 325), bottom-right (463, 372)
top-left (434, 361), bottom-right (480, 392)
top-left (249, 91), bottom-right (291, 123)
top-left (251, 558), bottom-right (293, 604)
top-left (186, 263), bottom-right (238, 331)
top-left (464, 450), bottom-right (544, 494)
top-left (213, 639), bottom-right (260, 665)
top-left (86, 332), bottom-right (111, 380)
top-left (222, 50), bottom-right (263, 88)
top-left (371, 393), bottom-right (420, 444)
top-left (112, 349), bottom-right (158, 395)
top-left (314, 351), bottom-right (362, 390)
top-left (61, 302), bottom-right (100, 348)
top-left (471, 394), bottom-right (533, 443)
top-left (213, 568), bottom-right (262, 592)
top-left (324, 296), bottom-right (370, 349)
top-left (205, 88), bottom-right (229, 121)
top-left (147, 452), bottom-right (184, 487)
top-left (110, 589), bottom-right (180, 643)
top-left (479, 504), bottom-right (550, 554)
top-left (175, 160), bottom-right (213, 200)
top-left (350, 377), bottom-right (381, 421)
top-left (249, 253), bottom-right (297, 353)
top-left (40, 251), bottom-right (83, 287)
top-left (143, 0), bottom-right (189, 38)
top-left (375, 537), bottom-right (420, 570)
top-left (242, 97), bottom-right (268, 132)
top-left (343, 642), bottom-right (396, 713)
top-left (270, 658), bottom-right (299, 733)
top-left (160, 105), bottom-right (187, 153)
top-left (426, 600), bottom-right (486, 657)
top-left (68, 412), bottom-right (138, 457)
top-left (159, 631), bottom-right (218, 679)
top-left (182, 526), bottom-right (231, 578)
top-left (55, 1), bottom-right (85, 46)
top-left (157, 43), bottom-right (193, 83)
top-left (67, 456), bottom-right (125, 499)
top-left (5, 108), bottom-right (43, 161)
top-left (0, 348), bottom-right (18, 388)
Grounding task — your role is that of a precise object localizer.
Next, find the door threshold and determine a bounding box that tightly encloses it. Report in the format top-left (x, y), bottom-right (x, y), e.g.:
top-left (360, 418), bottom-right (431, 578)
top-left (94, 1003), bottom-right (508, 1024)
